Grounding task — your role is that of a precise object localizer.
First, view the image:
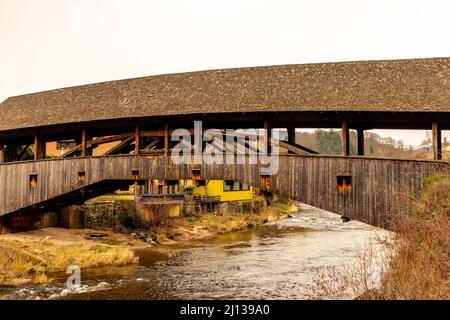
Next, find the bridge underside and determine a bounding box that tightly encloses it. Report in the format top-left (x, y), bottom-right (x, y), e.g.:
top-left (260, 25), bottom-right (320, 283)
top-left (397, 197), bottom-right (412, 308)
top-left (0, 155), bottom-right (448, 229)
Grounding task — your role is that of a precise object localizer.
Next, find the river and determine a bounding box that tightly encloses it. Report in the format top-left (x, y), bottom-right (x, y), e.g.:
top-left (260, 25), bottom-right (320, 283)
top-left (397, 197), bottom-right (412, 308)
top-left (0, 204), bottom-right (389, 300)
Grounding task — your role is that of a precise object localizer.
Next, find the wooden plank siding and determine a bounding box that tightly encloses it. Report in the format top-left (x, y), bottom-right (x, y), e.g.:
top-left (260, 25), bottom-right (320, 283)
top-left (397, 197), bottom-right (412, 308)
top-left (0, 155), bottom-right (448, 227)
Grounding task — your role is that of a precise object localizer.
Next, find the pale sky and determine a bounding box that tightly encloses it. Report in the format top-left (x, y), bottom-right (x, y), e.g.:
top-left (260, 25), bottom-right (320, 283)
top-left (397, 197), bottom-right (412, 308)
top-left (2, 0), bottom-right (450, 146)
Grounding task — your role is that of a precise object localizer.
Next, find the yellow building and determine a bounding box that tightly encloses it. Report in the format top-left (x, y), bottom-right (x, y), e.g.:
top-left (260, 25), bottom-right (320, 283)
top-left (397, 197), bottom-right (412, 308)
top-left (188, 180), bottom-right (253, 202)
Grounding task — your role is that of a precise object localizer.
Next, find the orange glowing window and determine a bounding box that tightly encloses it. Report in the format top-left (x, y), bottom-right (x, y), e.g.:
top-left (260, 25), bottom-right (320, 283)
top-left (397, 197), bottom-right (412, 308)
top-left (192, 168), bottom-right (201, 180)
top-left (337, 176), bottom-right (352, 193)
top-left (131, 169), bottom-right (139, 180)
top-left (29, 174), bottom-right (38, 189)
top-left (78, 171), bottom-right (86, 183)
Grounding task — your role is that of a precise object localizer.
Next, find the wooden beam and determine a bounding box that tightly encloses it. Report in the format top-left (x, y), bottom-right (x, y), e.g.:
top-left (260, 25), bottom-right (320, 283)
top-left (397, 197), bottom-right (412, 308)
top-left (432, 121), bottom-right (442, 160)
top-left (81, 129), bottom-right (92, 157)
top-left (164, 123), bottom-right (169, 157)
top-left (88, 133), bottom-right (132, 148)
top-left (18, 144), bottom-right (31, 160)
top-left (141, 130), bottom-right (166, 138)
top-left (341, 119), bottom-right (350, 156)
top-left (143, 138), bottom-right (161, 151)
top-left (59, 133), bottom-right (135, 158)
top-left (34, 132), bottom-right (46, 160)
top-left (264, 120), bottom-right (271, 154)
top-left (276, 140), bottom-right (319, 155)
top-left (103, 136), bottom-right (135, 155)
top-left (193, 121), bottom-right (202, 164)
top-left (0, 144), bottom-right (4, 163)
top-left (208, 139), bottom-right (226, 153)
top-left (135, 124), bottom-right (140, 155)
top-left (139, 149), bottom-right (165, 155)
top-left (235, 137), bottom-right (258, 154)
top-left (59, 144), bottom-right (81, 159)
top-left (357, 129), bottom-right (364, 156)
top-left (178, 138), bottom-right (194, 151)
top-left (287, 127), bottom-right (296, 145)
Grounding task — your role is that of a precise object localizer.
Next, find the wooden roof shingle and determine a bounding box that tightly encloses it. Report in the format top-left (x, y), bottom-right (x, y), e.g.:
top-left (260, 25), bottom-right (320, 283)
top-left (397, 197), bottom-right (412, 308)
top-left (1, 57), bottom-right (450, 132)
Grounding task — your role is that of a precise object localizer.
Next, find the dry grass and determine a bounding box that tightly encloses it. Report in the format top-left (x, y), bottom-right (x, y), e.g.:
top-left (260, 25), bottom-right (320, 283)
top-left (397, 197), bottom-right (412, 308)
top-left (201, 207), bottom-right (290, 234)
top-left (308, 176), bottom-right (450, 300)
top-left (0, 239), bottom-right (138, 285)
top-left (377, 177), bottom-right (450, 299)
top-left (150, 203), bottom-right (295, 243)
top-left (141, 198), bottom-right (296, 242)
top-left (139, 204), bottom-right (175, 229)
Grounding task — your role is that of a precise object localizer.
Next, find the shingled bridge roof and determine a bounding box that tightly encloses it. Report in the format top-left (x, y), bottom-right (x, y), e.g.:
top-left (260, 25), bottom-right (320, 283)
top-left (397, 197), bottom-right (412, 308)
top-left (1, 57), bottom-right (450, 132)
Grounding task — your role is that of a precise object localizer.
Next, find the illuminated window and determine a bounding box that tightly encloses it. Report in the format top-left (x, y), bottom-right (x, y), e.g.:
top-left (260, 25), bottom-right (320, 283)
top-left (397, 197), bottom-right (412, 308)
top-left (131, 169), bottom-right (139, 180)
top-left (337, 176), bottom-right (352, 193)
top-left (29, 174), bottom-right (38, 189)
top-left (78, 171), bottom-right (86, 183)
top-left (192, 168), bottom-right (201, 180)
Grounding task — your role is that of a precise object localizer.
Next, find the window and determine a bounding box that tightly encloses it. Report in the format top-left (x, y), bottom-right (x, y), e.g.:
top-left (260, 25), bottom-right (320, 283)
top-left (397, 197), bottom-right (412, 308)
top-left (131, 169), bottom-right (139, 180)
top-left (224, 180), bottom-right (233, 191)
top-left (195, 180), bottom-right (206, 187)
top-left (224, 180), bottom-right (249, 192)
top-left (337, 176), bottom-right (352, 193)
top-left (192, 168), bottom-right (201, 180)
top-left (29, 174), bottom-right (38, 189)
top-left (166, 180), bottom-right (179, 194)
top-left (78, 171), bottom-right (86, 183)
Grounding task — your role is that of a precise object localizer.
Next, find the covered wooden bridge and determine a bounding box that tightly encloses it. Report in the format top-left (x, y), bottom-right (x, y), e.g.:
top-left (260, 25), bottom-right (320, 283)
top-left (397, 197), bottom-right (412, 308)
top-left (1, 57), bottom-right (450, 230)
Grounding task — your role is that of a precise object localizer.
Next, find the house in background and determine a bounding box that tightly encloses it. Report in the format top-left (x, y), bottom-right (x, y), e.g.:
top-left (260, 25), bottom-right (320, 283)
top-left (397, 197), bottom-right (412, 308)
top-left (139, 178), bottom-right (257, 217)
top-left (188, 180), bottom-right (253, 202)
top-left (145, 179), bottom-right (253, 202)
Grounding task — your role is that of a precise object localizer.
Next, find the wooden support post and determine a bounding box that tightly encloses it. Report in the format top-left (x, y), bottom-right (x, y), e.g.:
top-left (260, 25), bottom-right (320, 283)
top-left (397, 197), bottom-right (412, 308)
top-left (193, 121), bottom-right (202, 164)
top-left (0, 144), bottom-right (4, 163)
top-left (135, 124), bottom-right (140, 155)
top-left (133, 181), bottom-right (140, 212)
top-left (34, 132), bottom-right (46, 160)
top-left (264, 120), bottom-right (271, 154)
top-left (162, 180), bottom-right (166, 195)
top-left (81, 128), bottom-right (93, 157)
top-left (164, 123), bottom-right (169, 157)
top-left (287, 127), bottom-right (296, 145)
top-left (148, 180), bottom-right (153, 195)
top-left (357, 128), bottom-right (364, 156)
top-left (432, 121), bottom-right (442, 160)
top-left (341, 119), bottom-right (350, 156)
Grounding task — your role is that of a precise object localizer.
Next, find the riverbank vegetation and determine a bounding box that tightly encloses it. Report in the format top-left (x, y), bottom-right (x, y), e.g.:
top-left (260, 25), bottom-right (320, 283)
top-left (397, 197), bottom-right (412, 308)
top-left (310, 176), bottom-right (450, 300)
top-left (0, 197), bottom-right (296, 286)
top-left (0, 237), bottom-right (137, 285)
top-left (145, 197), bottom-right (297, 243)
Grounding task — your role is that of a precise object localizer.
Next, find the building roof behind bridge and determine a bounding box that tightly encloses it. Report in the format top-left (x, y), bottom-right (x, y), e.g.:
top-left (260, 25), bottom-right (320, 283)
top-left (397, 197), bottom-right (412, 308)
top-left (1, 57), bottom-right (450, 132)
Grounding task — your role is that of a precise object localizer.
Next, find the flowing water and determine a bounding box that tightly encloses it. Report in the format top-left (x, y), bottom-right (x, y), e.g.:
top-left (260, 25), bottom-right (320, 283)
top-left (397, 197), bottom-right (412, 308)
top-left (0, 204), bottom-right (389, 300)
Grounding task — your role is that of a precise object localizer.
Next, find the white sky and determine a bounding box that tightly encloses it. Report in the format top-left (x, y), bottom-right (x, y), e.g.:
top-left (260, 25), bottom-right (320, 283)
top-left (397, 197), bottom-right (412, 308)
top-left (1, 0), bottom-right (450, 146)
